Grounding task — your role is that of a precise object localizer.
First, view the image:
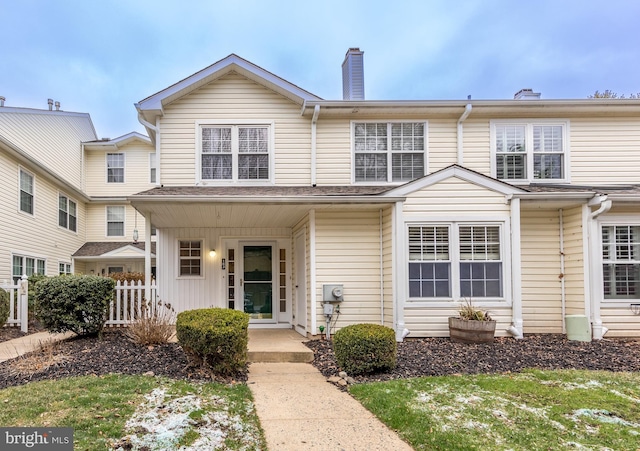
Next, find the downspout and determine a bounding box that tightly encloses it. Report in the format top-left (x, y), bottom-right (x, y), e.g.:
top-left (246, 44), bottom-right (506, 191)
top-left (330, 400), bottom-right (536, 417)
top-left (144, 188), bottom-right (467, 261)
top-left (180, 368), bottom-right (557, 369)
top-left (457, 104), bottom-right (472, 165)
top-left (559, 209), bottom-right (566, 334)
top-left (379, 208), bottom-right (384, 325)
top-left (506, 196), bottom-right (524, 339)
top-left (588, 195), bottom-right (612, 339)
top-left (311, 105), bottom-right (320, 186)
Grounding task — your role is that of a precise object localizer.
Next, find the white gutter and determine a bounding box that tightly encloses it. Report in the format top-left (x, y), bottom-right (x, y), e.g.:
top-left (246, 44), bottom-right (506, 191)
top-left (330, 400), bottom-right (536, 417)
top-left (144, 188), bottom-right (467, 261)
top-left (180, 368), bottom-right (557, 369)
top-left (311, 104), bottom-right (320, 186)
top-left (588, 195), bottom-right (612, 340)
top-left (457, 104), bottom-right (472, 165)
top-left (128, 195), bottom-right (405, 204)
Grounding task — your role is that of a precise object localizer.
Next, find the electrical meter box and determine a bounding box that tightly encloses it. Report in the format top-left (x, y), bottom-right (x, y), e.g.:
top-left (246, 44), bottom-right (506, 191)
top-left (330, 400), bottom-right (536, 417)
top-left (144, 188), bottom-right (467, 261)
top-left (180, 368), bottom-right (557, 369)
top-left (323, 284), bottom-right (344, 302)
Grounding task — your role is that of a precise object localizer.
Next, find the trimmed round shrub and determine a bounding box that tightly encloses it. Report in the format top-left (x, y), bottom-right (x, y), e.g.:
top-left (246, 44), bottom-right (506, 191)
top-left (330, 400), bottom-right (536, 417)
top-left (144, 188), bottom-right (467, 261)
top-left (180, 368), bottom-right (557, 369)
top-left (176, 308), bottom-right (250, 375)
top-left (333, 323), bottom-right (397, 375)
top-left (0, 288), bottom-right (10, 326)
top-left (35, 275), bottom-right (115, 336)
top-left (28, 274), bottom-right (48, 321)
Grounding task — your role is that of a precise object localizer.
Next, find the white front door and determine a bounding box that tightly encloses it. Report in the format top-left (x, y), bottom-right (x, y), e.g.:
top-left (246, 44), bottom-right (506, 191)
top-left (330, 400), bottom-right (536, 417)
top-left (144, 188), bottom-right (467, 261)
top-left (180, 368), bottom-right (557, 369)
top-left (294, 231), bottom-right (307, 335)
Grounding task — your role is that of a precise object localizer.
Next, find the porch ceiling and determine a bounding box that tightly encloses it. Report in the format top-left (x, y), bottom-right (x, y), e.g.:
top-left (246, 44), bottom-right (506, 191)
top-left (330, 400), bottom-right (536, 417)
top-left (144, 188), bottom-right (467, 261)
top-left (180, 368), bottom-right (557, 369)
top-left (131, 202), bottom-right (385, 228)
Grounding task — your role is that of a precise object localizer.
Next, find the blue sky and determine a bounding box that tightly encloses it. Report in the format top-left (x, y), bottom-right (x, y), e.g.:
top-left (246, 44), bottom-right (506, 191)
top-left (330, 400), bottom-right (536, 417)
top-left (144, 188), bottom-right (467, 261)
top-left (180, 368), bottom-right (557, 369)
top-left (1, 0), bottom-right (639, 139)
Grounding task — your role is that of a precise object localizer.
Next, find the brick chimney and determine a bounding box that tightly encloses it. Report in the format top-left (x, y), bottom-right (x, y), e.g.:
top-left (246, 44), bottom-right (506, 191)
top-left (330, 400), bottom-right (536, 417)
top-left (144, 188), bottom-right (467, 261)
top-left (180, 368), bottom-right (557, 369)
top-left (342, 48), bottom-right (364, 100)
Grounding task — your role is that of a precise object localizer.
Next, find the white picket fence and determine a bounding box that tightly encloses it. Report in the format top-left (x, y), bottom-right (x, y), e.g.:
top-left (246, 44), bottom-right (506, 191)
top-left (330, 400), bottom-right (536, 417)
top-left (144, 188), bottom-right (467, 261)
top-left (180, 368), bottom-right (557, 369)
top-left (2, 278), bottom-right (157, 330)
top-left (107, 279), bottom-right (158, 326)
top-left (1, 275), bottom-right (29, 333)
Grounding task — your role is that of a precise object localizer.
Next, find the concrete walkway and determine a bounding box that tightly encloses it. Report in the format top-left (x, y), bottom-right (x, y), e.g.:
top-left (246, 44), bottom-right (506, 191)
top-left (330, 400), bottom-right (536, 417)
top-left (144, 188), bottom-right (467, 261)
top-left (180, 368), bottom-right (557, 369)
top-left (0, 331), bottom-right (74, 363)
top-left (249, 362), bottom-right (413, 451)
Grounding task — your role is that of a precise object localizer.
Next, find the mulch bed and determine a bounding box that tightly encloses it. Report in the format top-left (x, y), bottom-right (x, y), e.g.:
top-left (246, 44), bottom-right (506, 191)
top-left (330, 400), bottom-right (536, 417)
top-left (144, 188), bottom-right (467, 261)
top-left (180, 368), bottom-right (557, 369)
top-left (2, 331), bottom-right (640, 391)
top-left (305, 335), bottom-right (640, 383)
top-left (0, 330), bottom-right (247, 390)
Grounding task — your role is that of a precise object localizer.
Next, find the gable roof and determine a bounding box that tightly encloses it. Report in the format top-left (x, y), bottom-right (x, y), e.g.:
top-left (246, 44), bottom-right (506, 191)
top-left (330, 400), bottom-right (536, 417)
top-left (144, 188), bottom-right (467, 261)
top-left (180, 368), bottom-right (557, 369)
top-left (83, 132), bottom-right (152, 150)
top-left (135, 54), bottom-right (322, 123)
top-left (72, 241), bottom-right (156, 258)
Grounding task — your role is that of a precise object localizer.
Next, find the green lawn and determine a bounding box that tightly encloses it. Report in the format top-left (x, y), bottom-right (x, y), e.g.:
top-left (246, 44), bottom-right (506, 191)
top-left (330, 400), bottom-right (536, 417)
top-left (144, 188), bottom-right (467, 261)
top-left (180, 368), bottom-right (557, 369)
top-left (0, 375), bottom-right (265, 451)
top-left (350, 370), bottom-right (640, 451)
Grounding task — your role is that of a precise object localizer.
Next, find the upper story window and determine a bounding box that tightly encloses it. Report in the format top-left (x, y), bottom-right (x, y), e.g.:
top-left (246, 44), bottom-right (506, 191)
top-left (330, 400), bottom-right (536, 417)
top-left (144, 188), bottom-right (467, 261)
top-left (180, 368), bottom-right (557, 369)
top-left (602, 225), bottom-right (640, 300)
top-left (58, 194), bottom-right (77, 232)
top-left (492, 121), bottom-right (568, 183)
top-left (149, 153), bottom-right (157, 184)
top-left (353, 122), bottom-right (426, 183)
top-left (106, 206), bottom-right (125, 237)
top-left (19, 169), bottom-right (34, 214)
top-left (107, 153), bottom-right (125, 183)
top-left (200, 124), bottom-right (272, 182)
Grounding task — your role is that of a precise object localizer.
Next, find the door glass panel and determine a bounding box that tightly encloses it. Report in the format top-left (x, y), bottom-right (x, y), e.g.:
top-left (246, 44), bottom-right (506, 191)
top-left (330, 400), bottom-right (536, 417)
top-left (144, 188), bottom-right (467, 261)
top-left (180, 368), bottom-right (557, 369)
top-left (244, 246), bottom-right (273, 319)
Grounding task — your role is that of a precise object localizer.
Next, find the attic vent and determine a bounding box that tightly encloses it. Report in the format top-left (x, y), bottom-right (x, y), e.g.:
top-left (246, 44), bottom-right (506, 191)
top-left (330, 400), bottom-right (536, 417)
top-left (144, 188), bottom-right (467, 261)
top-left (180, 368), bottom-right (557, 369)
top-left (0, 96), bottom-right (5, 107)
top-left (342, 48), bottom-right (365, 101)
top-left (514, 89), bottom-right (541, 100)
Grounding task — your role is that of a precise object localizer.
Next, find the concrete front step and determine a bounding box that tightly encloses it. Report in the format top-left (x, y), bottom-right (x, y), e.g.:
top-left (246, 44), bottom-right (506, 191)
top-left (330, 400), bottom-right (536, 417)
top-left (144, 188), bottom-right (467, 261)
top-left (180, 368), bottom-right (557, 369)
top-left (248, 350), bottom-right (314, 363)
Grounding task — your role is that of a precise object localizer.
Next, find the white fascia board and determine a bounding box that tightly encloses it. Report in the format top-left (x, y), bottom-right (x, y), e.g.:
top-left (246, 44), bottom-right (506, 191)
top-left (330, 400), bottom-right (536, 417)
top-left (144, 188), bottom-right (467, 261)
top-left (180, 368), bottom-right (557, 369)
top-left (102, 245), bottom-right (148, 257)
top-left (74, 254), bottom-right (156, 261)
top-left (128, 195), bottom-right (404, 204)
top-left (384, 165), bottom-right (526, 197)
top-left (84, 132), bottom-right (151, 148)
top-left (136, 54), bottom-right (321, 112)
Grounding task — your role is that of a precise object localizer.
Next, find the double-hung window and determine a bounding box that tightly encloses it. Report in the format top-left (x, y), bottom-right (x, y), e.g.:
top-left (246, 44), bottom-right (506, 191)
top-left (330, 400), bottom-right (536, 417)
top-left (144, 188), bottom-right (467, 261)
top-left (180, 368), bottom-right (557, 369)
top-left (19, 169), bottom-right (34, 214)
top-left (58, 194), bottom-right (77, 232)
top-left (408, 224), bottom-right (503, 300)
top-left (602, 225), bottom-right (640, 300)
top-left (493, 121), bottom-right (568, 182)
top-left (12, 255), bottom-right (46, 284)
top-left (353, 122), bottom-right (426, 183)
top-left (179, 240), bottom-right (202, 277)
top-left (200, 125), bottom-right (271, 182)
top-left (106, 206), bottom-right (125, 237)
top-left (59, 263), bottom-right (72, 275)
top-left (107, 153), bottom-right (125, 183)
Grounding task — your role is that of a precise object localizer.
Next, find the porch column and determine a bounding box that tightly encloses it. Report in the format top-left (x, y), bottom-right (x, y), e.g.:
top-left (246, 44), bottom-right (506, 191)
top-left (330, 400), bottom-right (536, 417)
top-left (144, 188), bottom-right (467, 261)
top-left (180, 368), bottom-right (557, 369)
top-left (393, 201), bottom-right (408, 342)
top-left (144, 212), bottom-right (152, 302)
top-left (509, 197), bottom-right (523, 339)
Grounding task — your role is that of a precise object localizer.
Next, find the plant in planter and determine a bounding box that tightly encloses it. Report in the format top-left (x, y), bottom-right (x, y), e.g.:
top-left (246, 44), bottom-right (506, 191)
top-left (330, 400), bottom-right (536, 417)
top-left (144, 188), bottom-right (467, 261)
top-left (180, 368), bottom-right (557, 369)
top-left (448, 298), bottom-right (496, 343)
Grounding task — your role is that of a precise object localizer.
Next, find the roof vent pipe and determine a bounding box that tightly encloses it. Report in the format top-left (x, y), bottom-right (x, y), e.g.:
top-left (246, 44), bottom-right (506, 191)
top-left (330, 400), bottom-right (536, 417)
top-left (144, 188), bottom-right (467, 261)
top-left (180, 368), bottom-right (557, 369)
top-left (0, 96), bottom-right (5, 107)
top-left (342, 48), bottom-right (365, 100)
top-left (55, 101), bottom-right (60, 111)
top-left (47, 99), bottom-right (53, 110)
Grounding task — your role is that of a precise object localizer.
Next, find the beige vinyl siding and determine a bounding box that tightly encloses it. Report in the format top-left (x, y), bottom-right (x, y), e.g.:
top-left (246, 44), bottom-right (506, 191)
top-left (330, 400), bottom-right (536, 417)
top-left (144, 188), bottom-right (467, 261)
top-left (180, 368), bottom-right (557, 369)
top-left (0, 151), bottom-right (86, 281)
top-left (84, 141), bottom-right (155, 197)
top-left (292, 215), bottom-right (311, 332)
top-left (85, 203), bottom-right (148, 241)
top-left (460, 119), bottom-right (491, 174)
top-left (402, 177), bottom-right (511, 215)
top-left (600, 308), bottom-right (640, 337)
top-left (427, 119), bottom-right (457, 173)
top-left (561, 206), bottom-right (586, 315)
top-left (0, 111), bottom-right (95, 190)
top-left (404, 307), bottom-right (513, 337)
top-left (159, 72), bottom-right (311, 186)
top-left (315, 119), bottom-right (351, 185)
top-left (520, 208), bottom-right (563, 333)
top-left (570, 118), bottom-right (640, 185)
top-left (157, 227), bottom-right (291, 314)
top-left (314, 210), bottom-right (384, 330)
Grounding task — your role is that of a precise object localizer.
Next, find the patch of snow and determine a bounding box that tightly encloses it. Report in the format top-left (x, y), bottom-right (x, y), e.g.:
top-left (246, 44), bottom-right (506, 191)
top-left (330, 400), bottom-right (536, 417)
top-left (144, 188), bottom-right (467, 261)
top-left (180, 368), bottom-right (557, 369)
top-left (610, 389), bottom-right (640, 403)
top-left (570, 409), bottom-right (640, 428)
top-left (455, 394), bottom-right (483, 404)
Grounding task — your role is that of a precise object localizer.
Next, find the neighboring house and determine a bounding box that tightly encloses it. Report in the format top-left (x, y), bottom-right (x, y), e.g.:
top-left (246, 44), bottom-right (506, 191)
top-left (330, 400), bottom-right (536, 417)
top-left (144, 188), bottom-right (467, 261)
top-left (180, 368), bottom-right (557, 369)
top-left (2, 49), bottom-right (640, 340)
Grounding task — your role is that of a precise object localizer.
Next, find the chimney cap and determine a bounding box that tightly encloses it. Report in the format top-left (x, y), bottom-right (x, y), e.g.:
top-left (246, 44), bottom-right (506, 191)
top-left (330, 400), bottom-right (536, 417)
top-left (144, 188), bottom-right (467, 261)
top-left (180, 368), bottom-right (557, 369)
top-left (514, 88), bottom-right (541, 100)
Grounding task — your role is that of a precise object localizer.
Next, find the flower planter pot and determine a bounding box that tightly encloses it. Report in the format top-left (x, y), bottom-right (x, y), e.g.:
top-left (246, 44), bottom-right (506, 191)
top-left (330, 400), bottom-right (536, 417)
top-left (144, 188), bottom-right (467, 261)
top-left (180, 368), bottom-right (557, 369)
top-left (448, 317), bottom-right (496, 343)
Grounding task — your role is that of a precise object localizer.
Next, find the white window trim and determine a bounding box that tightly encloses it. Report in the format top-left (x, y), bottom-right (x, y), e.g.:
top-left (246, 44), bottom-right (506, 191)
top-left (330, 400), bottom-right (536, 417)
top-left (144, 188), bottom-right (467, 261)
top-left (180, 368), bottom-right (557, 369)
top-left (106, 152), bottom-right (125, 183)
top-left (176, 239), bottom-right (205, 279)
top-left (11, 253), bottom-right (47, 282)
top-left (58, 192), bottom-right (78, 233)
top-left (195, 120), bottom-right (275, 185)
top-left (58, 262), bottom-right (73, 275)
top-left (350, 120), bottom-right (429, 185)
top-left (18, 167), bottom-right (35, 217)
top-left (404, 218), bottom-right (511, 308)
top-left (596, 215), bottom-right (640, 307)
top-left (149, 152), bottom-right (157, 184)
top-left (105, 205), bottom-right (125, 238)
top-left (490, 119), bottom-right (571, 184)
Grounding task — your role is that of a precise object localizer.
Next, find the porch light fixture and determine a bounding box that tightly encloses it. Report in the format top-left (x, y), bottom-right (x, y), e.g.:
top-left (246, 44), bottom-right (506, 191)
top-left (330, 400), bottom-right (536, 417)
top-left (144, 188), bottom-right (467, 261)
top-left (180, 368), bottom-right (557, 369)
top-left (133, 229), bottom-right (139, 243)
top-left (209, 249), bottom-right (216, 258)
top-left (631, 304), bottom-right (640, 315)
